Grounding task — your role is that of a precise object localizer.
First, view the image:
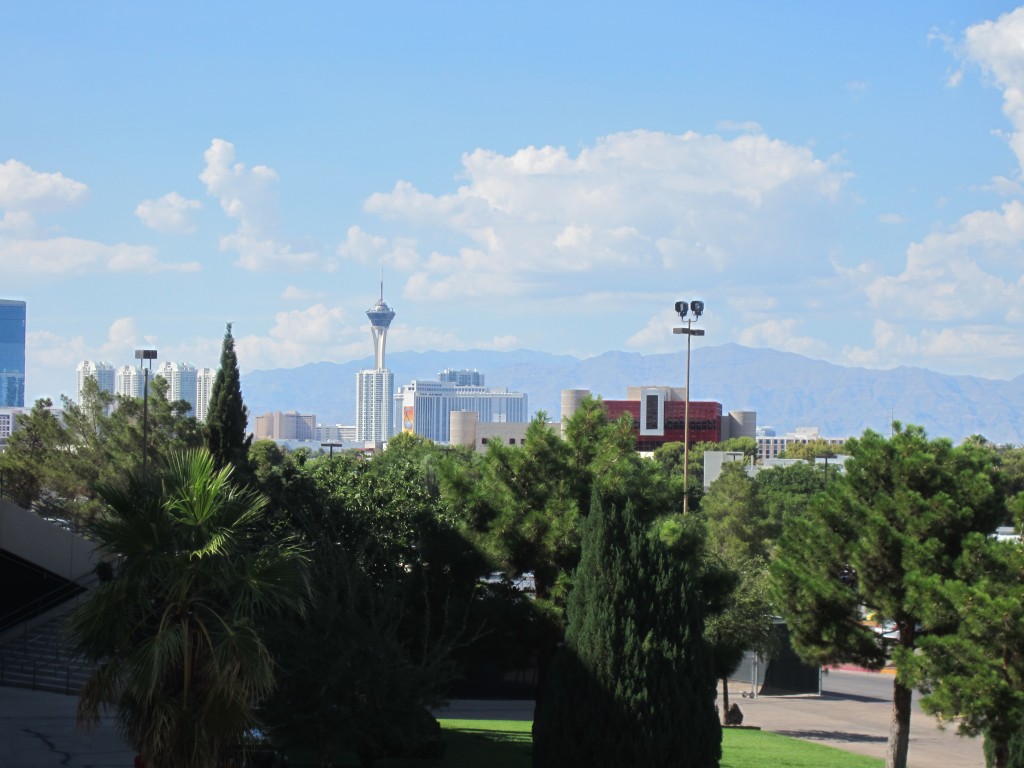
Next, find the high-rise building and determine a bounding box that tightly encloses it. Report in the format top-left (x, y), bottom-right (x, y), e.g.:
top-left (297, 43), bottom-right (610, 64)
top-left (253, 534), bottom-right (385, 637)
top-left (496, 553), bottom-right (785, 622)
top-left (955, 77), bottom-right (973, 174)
top-left (355, 281), bottom-right (396, 445)
top-left (438, 368), bottom-right (485, 387)
top-left (195, 367), bottom-right (217, 422)
top-left (0, 300), bottom-right (26, 407)
top-left (115, 365), bottom-right (144, 399)
top-left (393, 375), bottom-right (528, 444)
top-left (76, 361), bottom-right (115, 403)
top-left (157, 361), bottom-right (198, 416)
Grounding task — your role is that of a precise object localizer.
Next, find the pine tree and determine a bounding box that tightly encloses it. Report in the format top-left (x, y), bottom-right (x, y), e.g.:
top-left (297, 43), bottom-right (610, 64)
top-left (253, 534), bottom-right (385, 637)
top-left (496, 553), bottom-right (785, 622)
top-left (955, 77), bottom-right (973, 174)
top-left (206, 323), bottom-right (251, 473)
top-left (533, 497), bottom-right (725, 768)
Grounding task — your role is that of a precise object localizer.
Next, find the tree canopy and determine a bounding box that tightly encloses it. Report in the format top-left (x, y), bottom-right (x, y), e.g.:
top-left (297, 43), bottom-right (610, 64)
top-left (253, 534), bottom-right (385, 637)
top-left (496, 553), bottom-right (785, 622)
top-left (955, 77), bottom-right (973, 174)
top-left (772, 423), bottom-right (1007, 768)
top-left (68, 449), bottom-right (308, 768)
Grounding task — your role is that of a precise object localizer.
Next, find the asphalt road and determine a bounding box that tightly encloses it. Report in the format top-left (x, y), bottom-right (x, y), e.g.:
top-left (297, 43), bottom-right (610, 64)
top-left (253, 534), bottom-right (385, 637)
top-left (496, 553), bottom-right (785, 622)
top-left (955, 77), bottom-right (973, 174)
top-left (0, 670), bottom-right (987, 767)
top-left (721, 668), bottom-right (985, 767)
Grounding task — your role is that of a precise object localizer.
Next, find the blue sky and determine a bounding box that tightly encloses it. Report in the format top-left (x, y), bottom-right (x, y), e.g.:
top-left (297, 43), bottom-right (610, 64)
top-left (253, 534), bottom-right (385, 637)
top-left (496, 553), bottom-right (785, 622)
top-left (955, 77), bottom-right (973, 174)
top-left (5, 2), bottom-right (1024, 403)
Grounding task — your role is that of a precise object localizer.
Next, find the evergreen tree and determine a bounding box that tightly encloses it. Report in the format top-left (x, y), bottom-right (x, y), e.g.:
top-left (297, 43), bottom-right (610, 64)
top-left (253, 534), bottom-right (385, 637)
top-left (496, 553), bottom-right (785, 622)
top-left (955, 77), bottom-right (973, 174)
top-left (772, 423), bottom-right (1006, 768)
top-left (206, 323), bottom-right (251, 473)
top-left (533, 498), bottom-right (726, 768)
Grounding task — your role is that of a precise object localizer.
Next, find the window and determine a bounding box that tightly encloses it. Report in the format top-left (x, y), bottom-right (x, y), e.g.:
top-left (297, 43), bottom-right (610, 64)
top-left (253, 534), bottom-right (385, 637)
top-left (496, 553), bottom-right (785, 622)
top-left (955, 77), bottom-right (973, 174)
top-left (509, 437), bottom-right (516, 445)
top-left (645, 394), bottom-right (659, 430)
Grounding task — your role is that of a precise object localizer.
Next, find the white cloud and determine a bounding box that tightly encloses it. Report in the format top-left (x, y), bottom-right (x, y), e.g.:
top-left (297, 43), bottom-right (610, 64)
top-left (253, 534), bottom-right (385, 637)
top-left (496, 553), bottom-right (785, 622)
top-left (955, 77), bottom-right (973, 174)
top-left (135, 192), bottom-right (202, 233)
top-left (0, 236), bottom-right (200, 274)
top-left (864, 200), bottom-right (1024, 323)
top-left (200, 138), bottom-right (321, 271)
top-left (0, 210), bottom-right (36, 234)
top-left (362, 129), bottom-right (848, 301)
top-left (626, 309), bottom-right (686, 353)
top-left (843, 319), bottom-right (1024, 377)
top-left (962, 8), bottom-right (1024, 172)
top-left (738, 318), bottom-right (830, 357)
top-left (0, 159), bottom-right (88, 212)
top-left (220, 233), bottom-right (318, 271)
top-left (282, 285), bottom-right (326, 301)
top-left (267, 304), bottom-right (352, 344)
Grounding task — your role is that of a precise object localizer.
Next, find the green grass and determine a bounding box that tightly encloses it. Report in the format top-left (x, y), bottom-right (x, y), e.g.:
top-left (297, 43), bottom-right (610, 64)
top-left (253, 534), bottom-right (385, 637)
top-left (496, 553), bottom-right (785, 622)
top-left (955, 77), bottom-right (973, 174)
top-left (431, 719), bottom-right (885, 768)
top-left (289, 719), bottom-right (885, 767)
top-left (721, 729), bottom-right (883, 768)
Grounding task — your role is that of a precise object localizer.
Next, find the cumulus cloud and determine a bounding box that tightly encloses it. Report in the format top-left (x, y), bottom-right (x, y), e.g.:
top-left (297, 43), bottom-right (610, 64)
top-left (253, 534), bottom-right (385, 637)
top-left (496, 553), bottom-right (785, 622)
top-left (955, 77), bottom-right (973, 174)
top-left (361, 129), bottom-right (848, 301)
top-left (0, 159), bottom-right (88, 212)
top-left (200, 138), bottom-right (319, 270)
top-left (844, 319), bottom-right (1024, 377)
top-left (961, 8), bottom-right (1024, 173)
top-left (0, 211), bottom-right (36, 234)
top-left (135, 192), bottom-right (202, 233)
top-left (0, 236), bottom-right (200, 274)
top-left (738, 318), bottom-right (830, 357)
top-left (865, 200), bottom-right (1024, 324)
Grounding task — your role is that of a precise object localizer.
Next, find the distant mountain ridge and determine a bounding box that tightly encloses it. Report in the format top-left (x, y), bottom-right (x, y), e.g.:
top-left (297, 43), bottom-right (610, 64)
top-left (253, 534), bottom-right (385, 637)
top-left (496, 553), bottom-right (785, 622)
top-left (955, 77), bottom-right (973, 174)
top-left (240, 344), bottom-right (1024, 445)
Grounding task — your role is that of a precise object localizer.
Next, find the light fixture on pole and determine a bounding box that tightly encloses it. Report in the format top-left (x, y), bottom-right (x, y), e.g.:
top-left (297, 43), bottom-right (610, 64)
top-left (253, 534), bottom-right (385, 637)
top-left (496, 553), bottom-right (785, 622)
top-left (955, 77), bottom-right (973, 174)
top-left (134, 349), bottom-right (158, 477)
top-left (673, 300), bottom-right (705, 514)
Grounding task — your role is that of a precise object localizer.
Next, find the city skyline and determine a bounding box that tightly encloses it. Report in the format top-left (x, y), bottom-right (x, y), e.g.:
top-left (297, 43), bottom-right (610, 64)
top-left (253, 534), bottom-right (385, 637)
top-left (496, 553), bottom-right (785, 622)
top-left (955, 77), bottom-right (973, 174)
top-left (6, 4), bottom-right (1024, 404)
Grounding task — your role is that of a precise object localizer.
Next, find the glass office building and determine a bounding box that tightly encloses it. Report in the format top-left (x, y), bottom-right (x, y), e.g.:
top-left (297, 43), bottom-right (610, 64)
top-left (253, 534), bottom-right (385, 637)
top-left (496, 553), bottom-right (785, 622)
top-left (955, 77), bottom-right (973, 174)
top-left (0, 300), bottom-right (26, 407)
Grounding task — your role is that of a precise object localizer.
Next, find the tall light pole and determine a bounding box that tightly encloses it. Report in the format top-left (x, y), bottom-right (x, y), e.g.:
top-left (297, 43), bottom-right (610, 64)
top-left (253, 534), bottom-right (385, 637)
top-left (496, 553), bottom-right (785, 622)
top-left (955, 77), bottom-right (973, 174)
top-left (134, 349), bottom-right (157, 477)
top-left (673, 300), bottom-right (705, 513)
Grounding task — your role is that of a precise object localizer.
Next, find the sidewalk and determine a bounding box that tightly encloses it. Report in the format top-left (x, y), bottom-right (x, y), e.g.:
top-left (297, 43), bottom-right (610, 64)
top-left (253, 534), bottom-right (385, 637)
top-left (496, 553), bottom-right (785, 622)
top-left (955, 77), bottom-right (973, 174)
top-left (0, 686), bottom-right (134, 768)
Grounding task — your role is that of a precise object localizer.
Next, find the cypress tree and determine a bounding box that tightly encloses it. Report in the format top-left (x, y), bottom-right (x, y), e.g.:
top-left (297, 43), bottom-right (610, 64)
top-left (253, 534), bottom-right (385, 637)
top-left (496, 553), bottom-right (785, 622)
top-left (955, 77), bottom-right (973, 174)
top-left (533, 497), bottom-right (724, 768)
top-left (206, 323), bottom-right (251, 473)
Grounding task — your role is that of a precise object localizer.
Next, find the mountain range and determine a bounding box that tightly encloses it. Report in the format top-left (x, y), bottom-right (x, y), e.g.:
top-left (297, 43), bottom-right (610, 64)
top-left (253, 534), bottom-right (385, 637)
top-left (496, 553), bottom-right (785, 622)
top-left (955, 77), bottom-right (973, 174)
top-left (240, 344), bottom-right (1024, 445)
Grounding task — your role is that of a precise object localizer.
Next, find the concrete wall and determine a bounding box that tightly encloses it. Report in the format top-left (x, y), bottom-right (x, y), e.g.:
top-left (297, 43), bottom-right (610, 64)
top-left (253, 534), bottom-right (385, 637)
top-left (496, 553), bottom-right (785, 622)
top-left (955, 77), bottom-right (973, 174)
top-left (0, 499), bottom-right (100, 583)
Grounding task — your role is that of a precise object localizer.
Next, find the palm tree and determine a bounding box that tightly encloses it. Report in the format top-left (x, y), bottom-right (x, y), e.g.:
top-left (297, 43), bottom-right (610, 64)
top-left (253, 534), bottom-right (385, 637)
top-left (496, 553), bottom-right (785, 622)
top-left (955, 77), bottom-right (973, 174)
top-left (68, 449), bottom-right (308, 768)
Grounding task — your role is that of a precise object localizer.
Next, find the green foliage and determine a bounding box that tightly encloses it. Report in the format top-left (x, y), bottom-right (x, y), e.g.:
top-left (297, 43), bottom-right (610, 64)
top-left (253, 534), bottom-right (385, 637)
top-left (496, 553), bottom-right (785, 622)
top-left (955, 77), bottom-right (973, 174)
top-left (702, 463), bottom-right (768, 562)
top-left (779, 438), bottom-right (846, 461)
top-left (0, 397), bottom-right (67, 509)
top-left (985, 726), bottom-right (1024, 768)
top-left (260, 435), bottom-right (494, 767)
top-left (68, 449), bottom-right (308, 768)
top-left (533, 498), bottom-right (727, 768)
top-left (772, 423), bottom-right (1007, 768)
top-left (753, 462), bottom-right (828, 541)
top-left (904, 533), bottom-right (1024, 768)
top-left (0, 378), bottom-right (203, 523)
top-left (206, 323), bottom-right (252, 474)
top-left (704, 556), bottom-right (776, 688)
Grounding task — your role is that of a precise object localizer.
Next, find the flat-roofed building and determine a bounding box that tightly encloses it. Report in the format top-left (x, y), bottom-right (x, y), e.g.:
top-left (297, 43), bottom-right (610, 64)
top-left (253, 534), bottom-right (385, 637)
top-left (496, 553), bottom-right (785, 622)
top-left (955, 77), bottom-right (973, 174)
top-left (393, 377), bottom-right (529, 444)
top-left (254, 410), bottom-right (316, 441)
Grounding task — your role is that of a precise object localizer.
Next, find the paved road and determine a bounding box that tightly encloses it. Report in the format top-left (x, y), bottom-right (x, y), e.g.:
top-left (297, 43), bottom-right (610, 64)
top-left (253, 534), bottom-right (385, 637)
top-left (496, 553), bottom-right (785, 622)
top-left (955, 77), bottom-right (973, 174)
top-left (719, 668), bottom-right (985, 767)
top-left (0, 670), bottom-right (986, 767)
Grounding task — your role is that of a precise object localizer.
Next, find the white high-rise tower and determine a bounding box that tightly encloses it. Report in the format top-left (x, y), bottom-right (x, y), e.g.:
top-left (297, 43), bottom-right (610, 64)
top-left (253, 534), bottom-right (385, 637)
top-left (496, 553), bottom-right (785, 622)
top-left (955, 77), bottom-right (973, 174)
top-left (76, 361), bottom-right (115, 403)
top-left (355, 277), bottom-right (396, 445)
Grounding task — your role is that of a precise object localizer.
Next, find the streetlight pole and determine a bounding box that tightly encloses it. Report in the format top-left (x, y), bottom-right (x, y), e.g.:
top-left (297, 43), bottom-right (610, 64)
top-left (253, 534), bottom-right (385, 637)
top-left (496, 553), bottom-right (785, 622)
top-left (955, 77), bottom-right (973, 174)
top-left (673, 300), bottom-right (705, 514)
top-left (134, 349), bottom-right (158, 477)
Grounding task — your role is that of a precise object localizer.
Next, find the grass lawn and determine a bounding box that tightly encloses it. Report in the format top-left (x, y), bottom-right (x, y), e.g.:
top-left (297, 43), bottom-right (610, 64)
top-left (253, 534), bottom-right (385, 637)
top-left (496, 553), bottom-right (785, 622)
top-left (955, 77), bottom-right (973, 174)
top-left (413, 719), bottom-right (885, 768)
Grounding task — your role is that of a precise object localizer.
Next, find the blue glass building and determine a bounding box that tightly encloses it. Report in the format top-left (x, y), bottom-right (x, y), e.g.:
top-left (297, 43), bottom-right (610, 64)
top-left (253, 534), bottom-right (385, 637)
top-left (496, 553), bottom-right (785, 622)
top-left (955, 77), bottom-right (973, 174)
top-left (0, 300), bottom-right (26, 407)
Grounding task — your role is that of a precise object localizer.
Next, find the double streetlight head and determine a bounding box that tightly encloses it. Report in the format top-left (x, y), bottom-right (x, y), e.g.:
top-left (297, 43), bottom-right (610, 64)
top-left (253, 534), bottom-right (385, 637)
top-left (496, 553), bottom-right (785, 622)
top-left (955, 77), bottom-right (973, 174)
top-left (674, 300), bottom-right (704, 320)
top-left (674, 300), bottom-right (706, 336)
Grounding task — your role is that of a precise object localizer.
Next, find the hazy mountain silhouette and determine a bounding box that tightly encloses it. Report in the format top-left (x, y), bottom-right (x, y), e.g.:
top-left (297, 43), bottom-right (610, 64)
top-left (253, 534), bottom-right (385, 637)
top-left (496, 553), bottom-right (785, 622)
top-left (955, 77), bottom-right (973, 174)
top-left (240, 344), bottom-right (1024, 445)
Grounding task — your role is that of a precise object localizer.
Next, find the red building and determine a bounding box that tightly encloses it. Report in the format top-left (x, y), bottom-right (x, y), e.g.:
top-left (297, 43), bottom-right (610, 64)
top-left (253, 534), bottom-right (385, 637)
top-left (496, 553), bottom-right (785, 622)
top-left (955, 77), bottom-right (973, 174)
top-left (603, 399), bottom-right (722, 452)
top-left (563, 386), bottom-right (738, 453)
